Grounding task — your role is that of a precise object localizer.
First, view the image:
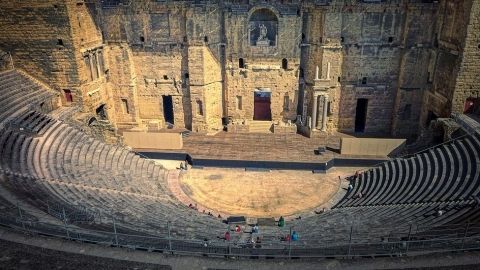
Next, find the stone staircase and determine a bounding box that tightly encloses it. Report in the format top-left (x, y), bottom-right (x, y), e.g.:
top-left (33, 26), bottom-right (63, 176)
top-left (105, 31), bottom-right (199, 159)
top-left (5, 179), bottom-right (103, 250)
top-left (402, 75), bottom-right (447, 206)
top-left (248, 121), bottom-right (273, 133)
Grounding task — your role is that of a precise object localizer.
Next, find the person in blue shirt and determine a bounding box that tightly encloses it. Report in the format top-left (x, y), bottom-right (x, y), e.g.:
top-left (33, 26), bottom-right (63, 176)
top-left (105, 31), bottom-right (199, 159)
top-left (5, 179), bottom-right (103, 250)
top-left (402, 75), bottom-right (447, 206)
top-left (291, 231), bottom-right (299, 241)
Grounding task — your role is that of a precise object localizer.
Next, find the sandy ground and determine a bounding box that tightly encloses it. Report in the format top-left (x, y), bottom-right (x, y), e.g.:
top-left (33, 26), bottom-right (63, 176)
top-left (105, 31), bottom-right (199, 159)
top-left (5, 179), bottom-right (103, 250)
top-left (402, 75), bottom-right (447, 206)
top-left (179, 166), bottom-right (360, 217)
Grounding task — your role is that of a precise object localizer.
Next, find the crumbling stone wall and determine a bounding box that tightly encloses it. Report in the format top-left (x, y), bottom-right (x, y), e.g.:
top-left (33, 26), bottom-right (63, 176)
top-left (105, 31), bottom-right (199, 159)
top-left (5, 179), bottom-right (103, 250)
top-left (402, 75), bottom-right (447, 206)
top-left (335, 3), bottom-right (436, 136)
top-left (391, 4), bottom-right (438, 140)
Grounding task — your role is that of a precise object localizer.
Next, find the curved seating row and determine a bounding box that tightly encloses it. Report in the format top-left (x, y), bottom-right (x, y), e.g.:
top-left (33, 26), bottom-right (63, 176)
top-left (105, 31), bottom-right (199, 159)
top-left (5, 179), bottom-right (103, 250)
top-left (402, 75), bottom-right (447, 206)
top-left (0, 70), bottom-right (52, 128)
top-left (0, 69), bottom-right (479, 247)
top-left (336, 133), bottom-right (480, 207)
top-left (0, 70), bottom-right (227, 240)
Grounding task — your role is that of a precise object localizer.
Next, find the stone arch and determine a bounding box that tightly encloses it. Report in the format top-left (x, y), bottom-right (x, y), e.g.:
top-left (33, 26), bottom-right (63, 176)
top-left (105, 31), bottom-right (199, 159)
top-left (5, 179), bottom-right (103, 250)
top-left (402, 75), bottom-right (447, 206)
top-left (248, 7), bottom-right (279, 47)
top-left (95, 104), bottom-right (108, 120)
top-left (87, 117), bottom-right (97, 126)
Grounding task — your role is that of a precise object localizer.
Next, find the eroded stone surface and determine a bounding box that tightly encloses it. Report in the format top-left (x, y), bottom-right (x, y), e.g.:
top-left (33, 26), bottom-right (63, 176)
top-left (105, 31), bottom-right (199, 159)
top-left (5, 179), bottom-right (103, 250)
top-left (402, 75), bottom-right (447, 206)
top-left (0, 1), bottom-right (478, 141)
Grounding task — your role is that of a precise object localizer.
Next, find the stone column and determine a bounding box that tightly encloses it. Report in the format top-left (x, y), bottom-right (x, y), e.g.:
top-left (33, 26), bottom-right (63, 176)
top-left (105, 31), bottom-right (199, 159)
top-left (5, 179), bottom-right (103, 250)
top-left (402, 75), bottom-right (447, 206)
top-left (322, 95), bottom-right (328, 131)
top-left (316, 95), bottom-right (322, 129)
top-left (312, 94), bottom-right (318, 130)
top-left (326, 62), bottom-right (331, 80)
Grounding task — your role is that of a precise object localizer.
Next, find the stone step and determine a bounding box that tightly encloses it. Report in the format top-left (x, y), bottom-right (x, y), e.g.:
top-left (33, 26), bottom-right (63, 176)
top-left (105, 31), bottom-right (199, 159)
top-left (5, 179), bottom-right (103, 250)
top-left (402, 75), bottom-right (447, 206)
top-left (248, 121), bottom-right (273, 133)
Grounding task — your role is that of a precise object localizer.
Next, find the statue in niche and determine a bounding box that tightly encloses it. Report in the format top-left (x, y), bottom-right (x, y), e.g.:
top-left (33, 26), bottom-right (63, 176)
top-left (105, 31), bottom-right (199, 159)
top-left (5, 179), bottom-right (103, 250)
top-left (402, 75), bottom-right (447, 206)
top-left (256, 24), bottom-right (270, 46)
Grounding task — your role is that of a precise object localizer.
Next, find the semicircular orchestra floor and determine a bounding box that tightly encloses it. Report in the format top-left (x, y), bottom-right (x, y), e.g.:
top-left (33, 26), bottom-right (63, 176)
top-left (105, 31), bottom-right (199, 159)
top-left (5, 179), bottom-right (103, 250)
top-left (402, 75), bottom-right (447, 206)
top-left (178, 167), bottom-right (357, 218)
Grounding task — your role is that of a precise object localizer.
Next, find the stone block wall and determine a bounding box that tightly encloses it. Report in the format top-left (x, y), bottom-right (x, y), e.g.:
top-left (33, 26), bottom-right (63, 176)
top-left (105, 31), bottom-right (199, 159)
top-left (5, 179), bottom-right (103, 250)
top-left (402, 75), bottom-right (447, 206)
top-left (224, 3), bottom-right (302, 126)
top-left (391, 4), bottom-right (439, 139)
top-left (452, 0), bottom-right (480, 114)
top-left (0, 1), bottom-right (79, 103)
top-left (337, 6), bottom-right (404, 135)
top-left (189, 46), bottom-right (223, 132)
top-left (1, 0), bottom-right (478, 139)
top-left (0, 0), bottom-right (113, 136)
top-left (420, 0), bottom-right (476, 127)
top-left (103, 45), bottom-right (139, 129)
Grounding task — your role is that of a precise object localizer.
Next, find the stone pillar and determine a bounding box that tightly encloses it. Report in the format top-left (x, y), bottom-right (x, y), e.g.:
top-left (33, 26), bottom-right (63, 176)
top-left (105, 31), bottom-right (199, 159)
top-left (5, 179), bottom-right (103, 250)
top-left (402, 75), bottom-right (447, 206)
top-left (89, 53), bottom-right (96, 80)
top-left (312, 94), bottom-right (318, 130)
top-left (322, 95), bottom-right (328, 131)
top-left (316, 95), bottom-right (322, 129)
top-left (315, 66), bottom-right (320, 80)
top-left (326, 62), bottom-right (331, 80)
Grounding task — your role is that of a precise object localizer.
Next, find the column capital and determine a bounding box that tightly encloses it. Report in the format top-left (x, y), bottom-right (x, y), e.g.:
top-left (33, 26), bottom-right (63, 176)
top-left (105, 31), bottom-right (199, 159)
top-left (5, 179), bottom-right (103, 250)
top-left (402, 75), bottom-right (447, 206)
top-left (313, 91), bottom-right (329, 98)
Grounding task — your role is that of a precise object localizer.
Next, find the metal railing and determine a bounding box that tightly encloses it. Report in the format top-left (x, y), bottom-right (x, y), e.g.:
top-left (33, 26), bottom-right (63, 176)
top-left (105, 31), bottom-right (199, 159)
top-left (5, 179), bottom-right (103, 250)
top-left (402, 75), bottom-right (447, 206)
top-left (0, 207), bottom-right (479, 259)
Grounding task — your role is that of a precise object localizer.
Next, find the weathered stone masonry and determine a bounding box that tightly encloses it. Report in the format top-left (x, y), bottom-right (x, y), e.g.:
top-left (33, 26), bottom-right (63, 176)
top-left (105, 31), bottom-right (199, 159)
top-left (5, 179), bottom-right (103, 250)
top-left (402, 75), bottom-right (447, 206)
top-left (0, 0), bottom-right (478, 140)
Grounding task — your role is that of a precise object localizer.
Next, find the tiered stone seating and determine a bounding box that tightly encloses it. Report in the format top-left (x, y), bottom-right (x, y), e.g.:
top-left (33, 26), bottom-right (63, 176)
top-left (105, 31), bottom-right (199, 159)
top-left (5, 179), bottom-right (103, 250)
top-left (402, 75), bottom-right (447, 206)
top-left (281, 131), bottom-right (478, 243)
top-left (0, 69), bottom-right (227, 239)
top-left (0, 70), bottom-right (52, 128)
top-left (337, 133), bottom-right (480, 207)
top-left (0, 68), bottom-right (479, 249)
top-left (290, 200), bottom-right (479, 245)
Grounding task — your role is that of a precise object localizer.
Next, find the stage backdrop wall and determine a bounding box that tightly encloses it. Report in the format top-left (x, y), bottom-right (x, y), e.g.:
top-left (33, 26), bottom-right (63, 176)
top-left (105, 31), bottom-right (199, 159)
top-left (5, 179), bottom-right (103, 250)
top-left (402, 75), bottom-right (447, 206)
top-left (123, 132), bottom-right (183, 150)
top-left (340, 138), bottom-right (406, 156)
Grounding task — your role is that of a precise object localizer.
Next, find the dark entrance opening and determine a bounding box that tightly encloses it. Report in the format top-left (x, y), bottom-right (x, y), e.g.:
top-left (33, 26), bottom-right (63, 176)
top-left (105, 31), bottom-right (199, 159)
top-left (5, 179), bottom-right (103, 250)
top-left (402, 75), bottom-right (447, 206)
top-left (253, 90), bottom-right (272, 121)
top-left (96, 104), bottom-right (107, 120)
top-left (426, 110), bottom-right (438, 126)
top-left (162, 95), bottom-right (174, 124)
top-left (464, 97), bottom-right (479, 114)
top-left (63, 89), bottom-right (73, 103)
top-left (88, 117), bottom-right (97, 126)
top-left (354, 98), bottom-right (368, 132)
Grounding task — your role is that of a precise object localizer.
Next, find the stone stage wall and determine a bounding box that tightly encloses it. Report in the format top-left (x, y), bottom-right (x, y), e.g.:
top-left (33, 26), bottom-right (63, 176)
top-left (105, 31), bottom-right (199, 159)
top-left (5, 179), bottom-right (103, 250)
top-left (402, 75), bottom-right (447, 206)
top-left (0, 0), bottom-right (479, 141)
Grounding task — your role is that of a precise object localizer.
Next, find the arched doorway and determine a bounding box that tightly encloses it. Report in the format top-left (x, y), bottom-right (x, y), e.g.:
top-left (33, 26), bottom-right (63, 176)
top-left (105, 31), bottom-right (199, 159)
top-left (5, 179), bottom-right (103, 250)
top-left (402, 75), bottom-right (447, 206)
top-left (95, 104), bottom-right (107, 120)
top-left (87, 117), bottom-right (97, 126)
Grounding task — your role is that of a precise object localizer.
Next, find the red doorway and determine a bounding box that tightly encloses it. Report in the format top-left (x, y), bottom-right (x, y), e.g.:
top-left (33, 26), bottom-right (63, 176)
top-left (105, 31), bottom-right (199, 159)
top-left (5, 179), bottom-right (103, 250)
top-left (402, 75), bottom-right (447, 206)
top-left (253, 91), bottom-right (272, 121)
top-left (63, 89), bottom-right (73, 103)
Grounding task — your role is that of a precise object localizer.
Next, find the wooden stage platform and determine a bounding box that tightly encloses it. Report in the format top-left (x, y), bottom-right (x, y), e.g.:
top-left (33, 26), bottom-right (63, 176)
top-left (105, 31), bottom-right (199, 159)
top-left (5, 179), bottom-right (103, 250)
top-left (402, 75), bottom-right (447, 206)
top-left (136, 131), bottom-right (386, 166)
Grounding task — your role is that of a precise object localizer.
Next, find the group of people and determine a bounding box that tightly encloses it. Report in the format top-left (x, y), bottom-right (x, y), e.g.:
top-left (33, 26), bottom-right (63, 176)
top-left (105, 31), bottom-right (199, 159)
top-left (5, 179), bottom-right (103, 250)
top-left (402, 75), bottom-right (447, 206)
top-left (224, 224), bottom-right (243, 241)
top-left (281, 231), bottom-right (299, 242)
top-left (278, 216), bottom-right (300, 241)
top-left (188, 203), bottom-right (222, 219)
top-left (346, 171), bottom-right (366, 199)
top-left (222, 219), bottom-right (301, 247)
top-left (224, 224), bottom-right (263, 247)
